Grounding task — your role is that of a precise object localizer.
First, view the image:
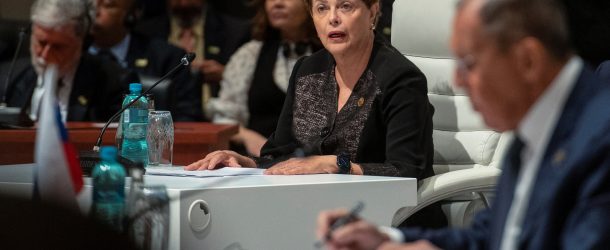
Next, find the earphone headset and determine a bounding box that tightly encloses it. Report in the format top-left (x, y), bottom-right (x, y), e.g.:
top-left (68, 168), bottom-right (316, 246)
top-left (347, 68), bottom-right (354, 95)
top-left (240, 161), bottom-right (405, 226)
top-left (80, 0), bottom-right (94, 35)
top-left (124, 0), bottom-right (139, 28)
top-left (79, 0), bottom-right (94, 50)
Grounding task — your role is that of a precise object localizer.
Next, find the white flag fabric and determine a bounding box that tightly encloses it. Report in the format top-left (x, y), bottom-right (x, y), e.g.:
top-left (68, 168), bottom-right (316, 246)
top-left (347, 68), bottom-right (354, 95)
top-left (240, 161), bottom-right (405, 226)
top-left (34, 65), bottom-right (83, 210)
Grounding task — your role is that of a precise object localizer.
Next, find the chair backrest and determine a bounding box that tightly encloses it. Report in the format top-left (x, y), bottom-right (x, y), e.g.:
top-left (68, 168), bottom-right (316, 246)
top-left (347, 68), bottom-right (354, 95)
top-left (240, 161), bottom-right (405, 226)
top-left (391, 0), bottom-right (509, 175)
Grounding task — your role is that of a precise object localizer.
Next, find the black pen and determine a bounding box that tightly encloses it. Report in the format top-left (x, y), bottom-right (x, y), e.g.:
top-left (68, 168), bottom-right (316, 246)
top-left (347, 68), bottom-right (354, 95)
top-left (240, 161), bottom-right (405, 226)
top-left (315, 201), bottom-right (365, 248)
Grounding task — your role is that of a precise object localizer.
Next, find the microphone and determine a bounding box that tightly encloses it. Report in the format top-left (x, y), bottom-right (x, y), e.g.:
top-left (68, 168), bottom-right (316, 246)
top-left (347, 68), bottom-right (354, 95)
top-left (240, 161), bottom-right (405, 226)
top-left (0, 27), bottom-right (28, 128)
top-left (79, 53), bottom-right (196, 174)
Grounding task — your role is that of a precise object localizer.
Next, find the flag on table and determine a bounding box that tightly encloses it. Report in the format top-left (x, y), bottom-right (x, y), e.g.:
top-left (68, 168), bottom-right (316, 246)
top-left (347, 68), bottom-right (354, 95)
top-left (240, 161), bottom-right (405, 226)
top-left (34, 65), bottom-right (83, 210)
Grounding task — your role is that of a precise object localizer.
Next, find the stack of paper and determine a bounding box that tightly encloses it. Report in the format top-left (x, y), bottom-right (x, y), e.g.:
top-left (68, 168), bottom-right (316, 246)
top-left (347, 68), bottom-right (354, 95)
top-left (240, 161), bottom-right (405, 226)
top-left (145, 167), bottom-right (265, 177)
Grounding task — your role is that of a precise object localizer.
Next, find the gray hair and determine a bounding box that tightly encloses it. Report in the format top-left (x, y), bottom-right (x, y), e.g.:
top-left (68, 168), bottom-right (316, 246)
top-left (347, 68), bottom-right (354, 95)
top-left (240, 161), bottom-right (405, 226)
top-left (479, 0), bottom-right (571, 60)
top-left (31, 0), bottom-right (95, 37)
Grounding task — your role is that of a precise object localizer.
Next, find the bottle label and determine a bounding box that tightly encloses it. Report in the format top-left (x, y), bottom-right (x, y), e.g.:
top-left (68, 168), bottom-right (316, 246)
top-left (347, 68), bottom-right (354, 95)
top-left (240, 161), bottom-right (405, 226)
top-left (139, 109), bottom-right (149, 117)
top-left (124, 110), bottom-right (130, 123)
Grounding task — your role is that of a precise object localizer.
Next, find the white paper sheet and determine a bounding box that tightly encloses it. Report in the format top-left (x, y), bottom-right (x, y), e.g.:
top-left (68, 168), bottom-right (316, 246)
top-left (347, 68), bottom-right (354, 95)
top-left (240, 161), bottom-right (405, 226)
top-left (145, 166), bottom-right (265, 177)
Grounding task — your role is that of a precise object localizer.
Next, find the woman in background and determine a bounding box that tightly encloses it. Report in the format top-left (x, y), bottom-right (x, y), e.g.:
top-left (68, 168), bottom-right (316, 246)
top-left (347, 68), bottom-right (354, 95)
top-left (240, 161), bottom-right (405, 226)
top-left (206, 0), bottom-right (320, 156)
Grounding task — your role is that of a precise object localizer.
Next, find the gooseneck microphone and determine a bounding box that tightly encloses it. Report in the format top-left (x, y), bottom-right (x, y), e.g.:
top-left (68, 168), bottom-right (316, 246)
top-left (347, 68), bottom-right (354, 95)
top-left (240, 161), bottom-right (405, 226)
top-left (1, 27), bottom-right (27, 107)
top-left (79, 53), bottom-right (195, 174)
top-left (0, 27), bottom-right (28, 128)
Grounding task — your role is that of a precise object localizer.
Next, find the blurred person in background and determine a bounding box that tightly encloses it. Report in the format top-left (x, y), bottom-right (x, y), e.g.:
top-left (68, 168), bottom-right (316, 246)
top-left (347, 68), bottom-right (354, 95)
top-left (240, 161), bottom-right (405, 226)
top-left (0, 0), bottom-right (134, 123)
top-left (89, 0), bottom-right (202, 121)
top-left (133, 0), bottom-right (251, 104)
top-left (205, 0), bottom-right (321, 156)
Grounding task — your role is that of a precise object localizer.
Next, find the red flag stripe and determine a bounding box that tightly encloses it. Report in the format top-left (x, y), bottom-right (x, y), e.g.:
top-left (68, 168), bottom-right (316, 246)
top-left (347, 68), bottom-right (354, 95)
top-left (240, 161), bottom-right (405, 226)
top-left (62, 142), bottom-right (83, 194)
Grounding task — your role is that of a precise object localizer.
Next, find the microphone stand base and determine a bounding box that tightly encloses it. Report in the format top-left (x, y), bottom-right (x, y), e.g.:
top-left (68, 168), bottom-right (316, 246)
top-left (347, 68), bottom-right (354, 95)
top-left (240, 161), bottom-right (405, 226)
top-left (79, 150), bottom-right (137, 176)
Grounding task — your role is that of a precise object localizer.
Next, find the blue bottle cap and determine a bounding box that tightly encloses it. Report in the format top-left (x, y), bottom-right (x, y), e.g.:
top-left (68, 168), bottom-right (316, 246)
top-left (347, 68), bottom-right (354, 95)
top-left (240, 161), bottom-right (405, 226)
top-left (129, 83), bottom-right (142, 94)
top-left (99, 146), bottom-right (118, 161)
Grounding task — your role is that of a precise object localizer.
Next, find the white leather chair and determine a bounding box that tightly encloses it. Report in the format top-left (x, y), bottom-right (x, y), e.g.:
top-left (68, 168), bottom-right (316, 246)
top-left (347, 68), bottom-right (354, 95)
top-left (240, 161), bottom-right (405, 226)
top-left (390, 0), bottom-right (511, 227)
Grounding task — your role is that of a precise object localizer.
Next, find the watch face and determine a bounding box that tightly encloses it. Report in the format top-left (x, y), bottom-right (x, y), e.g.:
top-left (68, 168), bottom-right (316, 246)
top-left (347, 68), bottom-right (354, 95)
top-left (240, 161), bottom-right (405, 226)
top-left (337, 154), bottom-right (350, 174)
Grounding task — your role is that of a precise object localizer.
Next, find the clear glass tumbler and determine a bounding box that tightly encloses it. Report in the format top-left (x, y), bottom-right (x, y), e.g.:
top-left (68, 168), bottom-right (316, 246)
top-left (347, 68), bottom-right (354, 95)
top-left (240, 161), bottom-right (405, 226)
top-left (127, 185), bottom-right (169, 250)
top-left (147, 111), bottom-right (173, 167)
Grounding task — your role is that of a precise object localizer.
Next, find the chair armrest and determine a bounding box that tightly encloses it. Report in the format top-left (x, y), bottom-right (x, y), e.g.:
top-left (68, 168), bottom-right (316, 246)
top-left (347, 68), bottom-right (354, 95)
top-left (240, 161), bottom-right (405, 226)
top-left (392, 167), bottom-right (501, 226)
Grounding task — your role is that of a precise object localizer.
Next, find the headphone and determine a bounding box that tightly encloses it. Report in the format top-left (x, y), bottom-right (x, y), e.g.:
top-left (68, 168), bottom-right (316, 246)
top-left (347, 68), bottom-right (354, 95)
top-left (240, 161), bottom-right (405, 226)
top-left (81, 0), bottom-right (94, 35)
top-left (124, 0), bottom-right (140, 28)
top-left (80, 0), bottom-right (94, 50)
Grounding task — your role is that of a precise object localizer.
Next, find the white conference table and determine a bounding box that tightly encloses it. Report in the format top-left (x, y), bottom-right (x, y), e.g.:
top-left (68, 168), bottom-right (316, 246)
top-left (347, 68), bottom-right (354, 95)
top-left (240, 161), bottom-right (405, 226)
top-left (0, 164), bottom-right (417, 249)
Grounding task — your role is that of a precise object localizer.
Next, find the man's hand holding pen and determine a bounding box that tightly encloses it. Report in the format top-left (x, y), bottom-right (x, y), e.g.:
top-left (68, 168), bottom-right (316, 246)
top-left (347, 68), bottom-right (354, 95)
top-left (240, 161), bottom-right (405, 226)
top-left (316, 202), bottom-right (440, 250)
top-left (316, 202), bottom-right (390, 250)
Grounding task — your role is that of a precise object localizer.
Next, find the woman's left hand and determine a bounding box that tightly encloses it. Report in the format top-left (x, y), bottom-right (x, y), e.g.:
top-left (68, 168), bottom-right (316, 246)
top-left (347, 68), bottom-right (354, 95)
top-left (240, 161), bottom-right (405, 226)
top-left (265, 155), bottom-right (338, 175)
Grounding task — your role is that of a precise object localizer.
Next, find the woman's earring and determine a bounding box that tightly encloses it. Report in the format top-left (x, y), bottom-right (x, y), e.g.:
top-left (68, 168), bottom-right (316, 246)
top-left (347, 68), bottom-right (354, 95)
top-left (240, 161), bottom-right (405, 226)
top-left (371, 23), bottom-right (376, 30)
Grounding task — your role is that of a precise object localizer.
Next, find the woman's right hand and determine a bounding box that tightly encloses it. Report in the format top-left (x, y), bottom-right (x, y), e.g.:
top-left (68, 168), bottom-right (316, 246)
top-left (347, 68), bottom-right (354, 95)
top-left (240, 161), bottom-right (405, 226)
top-left (184, 150), bottom-right (256, 170)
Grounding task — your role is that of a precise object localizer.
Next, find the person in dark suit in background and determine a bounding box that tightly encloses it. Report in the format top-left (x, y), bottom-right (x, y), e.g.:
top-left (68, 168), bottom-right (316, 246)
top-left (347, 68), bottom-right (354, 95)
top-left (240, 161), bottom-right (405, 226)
top-left (89, 0), bottom-right (203, 121)
top-left (133, 0), bottom-right (251, 99)
top-left (560, 0), bottom-right (610, 68)
top-left (376, 0), bottom-right (394, 41)
top-left (0, 0), bottom-right (133, 123)
top-left (317, 0), bottom-right (610, 249)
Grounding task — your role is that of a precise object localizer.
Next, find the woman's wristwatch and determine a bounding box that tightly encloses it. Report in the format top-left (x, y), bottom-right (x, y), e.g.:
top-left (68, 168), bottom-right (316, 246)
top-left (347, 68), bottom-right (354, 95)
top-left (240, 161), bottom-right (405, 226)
top-left (336, 153), bottom-right (351, 174)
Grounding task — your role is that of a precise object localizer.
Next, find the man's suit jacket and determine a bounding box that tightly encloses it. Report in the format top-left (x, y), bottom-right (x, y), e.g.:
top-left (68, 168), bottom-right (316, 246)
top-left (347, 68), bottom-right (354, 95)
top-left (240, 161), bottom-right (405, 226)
top-left (0, 54), bottom-right (134, 122)
top-left (400, 68), bottom-right (610, 249)
top-left (125, 32), bottom-right (203, 121)
top-left (595, 60), bottom-right (610, 84)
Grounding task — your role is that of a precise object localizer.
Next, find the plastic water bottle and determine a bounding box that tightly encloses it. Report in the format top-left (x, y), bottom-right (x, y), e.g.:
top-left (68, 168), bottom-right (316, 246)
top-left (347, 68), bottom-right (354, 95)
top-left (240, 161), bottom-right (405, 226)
top-left (121, 83), bottom-right (149, 165)
top-left (91, 146), bottom-right (126, 232)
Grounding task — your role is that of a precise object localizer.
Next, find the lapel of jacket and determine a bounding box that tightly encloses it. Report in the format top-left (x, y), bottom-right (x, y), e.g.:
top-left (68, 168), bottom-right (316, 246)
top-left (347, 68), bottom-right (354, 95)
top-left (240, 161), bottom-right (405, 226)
top-left (125, 33), bottom-right (144, 70)
top-left (14, 66), bottom-right (39, 125)
top-left (517, 68), bottom-right (596, 248)
top-left (203, 6), bottom-right (223, 62)
top-left (489, 136), bottom-right (525, 250)
top-left (67, 58), bottom-right (92, 121)
top-left (5, 59), bottom-right (38, 110)
top-left (18, 68), bottom-right (39, 110)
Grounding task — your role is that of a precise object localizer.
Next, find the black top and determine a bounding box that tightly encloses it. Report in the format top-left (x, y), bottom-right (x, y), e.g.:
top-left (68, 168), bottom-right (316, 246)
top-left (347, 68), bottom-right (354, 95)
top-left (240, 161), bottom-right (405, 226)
top-left (247, 39), bottom-right (287, 137)
top-left (259, 35), bottom-right (435, 178)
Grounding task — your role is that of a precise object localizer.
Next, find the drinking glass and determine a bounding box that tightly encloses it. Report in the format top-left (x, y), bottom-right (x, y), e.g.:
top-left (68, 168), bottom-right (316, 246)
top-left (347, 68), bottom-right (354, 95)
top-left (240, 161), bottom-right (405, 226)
top-left (147, 111), bottom-right (173, 166)
top-left (127, 185), bottom-right (169, 250)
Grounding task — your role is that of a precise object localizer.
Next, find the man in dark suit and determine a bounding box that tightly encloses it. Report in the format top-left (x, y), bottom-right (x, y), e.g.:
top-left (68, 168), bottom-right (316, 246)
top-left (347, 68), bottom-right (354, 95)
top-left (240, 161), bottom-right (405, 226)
top-left (2, 56), bottom-right (133, 123)
top-left (316, 0), bottom-right (610, 249)
top-left (0, 0), bottom-right (132, 123)
top-left (133, 0), bottom-right (251, 96)
top-left (89, 0), bottom-right (202, 121)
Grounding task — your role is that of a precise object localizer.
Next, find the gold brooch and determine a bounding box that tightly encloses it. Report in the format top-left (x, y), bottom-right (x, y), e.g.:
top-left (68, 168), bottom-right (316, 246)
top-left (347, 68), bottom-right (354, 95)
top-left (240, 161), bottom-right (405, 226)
top-left (208, 46), bottom-right (221, 55)
top-left (357, 97), bottom-right (365, 107)
top-left (78, 95), bottom-right (88, 106)
top-left (552, 149), bottom-right (566, 167)
top-left (135, 58), bottom-right (148, 68)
